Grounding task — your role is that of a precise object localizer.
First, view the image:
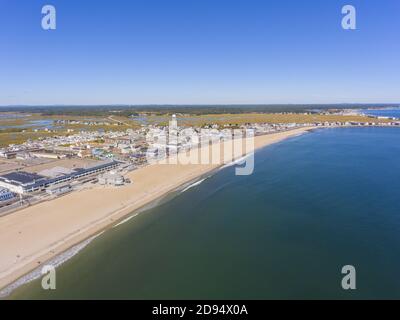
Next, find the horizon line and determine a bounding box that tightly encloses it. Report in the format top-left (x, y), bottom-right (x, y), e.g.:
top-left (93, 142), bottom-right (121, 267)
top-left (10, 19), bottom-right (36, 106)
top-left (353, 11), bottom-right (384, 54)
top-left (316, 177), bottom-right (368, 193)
top-left (1, 103), bottom-right (400, 108)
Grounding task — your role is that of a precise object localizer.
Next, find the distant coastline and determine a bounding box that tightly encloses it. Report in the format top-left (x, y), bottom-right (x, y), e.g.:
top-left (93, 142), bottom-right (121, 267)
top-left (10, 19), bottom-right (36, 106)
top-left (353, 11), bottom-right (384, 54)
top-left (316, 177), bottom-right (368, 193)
top-left (1, 104), bottom-right (400, 116)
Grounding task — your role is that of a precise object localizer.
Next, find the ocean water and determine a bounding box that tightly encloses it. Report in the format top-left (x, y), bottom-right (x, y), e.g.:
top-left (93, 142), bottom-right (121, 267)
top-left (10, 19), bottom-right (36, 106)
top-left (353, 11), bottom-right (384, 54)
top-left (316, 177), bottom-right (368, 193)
top-left (0, 119), bottom-right (54, 129)
top-left (9, 127), bottom-right (400, 299)
top-left (362, 108), bottom-right (400, 119)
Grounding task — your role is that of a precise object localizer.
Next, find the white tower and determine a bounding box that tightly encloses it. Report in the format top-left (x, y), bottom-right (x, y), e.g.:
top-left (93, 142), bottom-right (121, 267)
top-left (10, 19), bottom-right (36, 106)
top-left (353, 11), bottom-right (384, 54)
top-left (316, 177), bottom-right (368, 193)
top-left (170, 114), bottom-right (178, 129)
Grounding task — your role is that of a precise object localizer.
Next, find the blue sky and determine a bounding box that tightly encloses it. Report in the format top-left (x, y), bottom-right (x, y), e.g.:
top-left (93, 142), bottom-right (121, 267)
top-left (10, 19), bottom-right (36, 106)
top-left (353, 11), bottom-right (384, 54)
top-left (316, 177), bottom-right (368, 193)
top-left (1, 0), bottom-right (399, 105)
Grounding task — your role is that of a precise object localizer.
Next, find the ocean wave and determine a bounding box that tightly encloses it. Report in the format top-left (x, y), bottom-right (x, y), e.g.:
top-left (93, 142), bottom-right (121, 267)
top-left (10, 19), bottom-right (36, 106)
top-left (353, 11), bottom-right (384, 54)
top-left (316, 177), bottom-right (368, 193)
top-left (113, 213), bottom-right (138, 228)
top-left (220, 154), bottom-right (252, 170)
top-left (0, 231), bottom-right (104, 298)
top-left (180, 178), bottom-right (207, 193)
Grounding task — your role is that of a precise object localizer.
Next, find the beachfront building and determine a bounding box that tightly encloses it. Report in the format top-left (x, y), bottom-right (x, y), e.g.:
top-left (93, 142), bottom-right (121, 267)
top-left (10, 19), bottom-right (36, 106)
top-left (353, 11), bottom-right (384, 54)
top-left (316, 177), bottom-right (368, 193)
top-left (46, 183), bottom-right (72, 195)
top-left (0, 160), bottom-right (120, 194)
top-left (0, 172), bottom-right (46, 194)
top-left (98, 171), bottom-right (125, 186)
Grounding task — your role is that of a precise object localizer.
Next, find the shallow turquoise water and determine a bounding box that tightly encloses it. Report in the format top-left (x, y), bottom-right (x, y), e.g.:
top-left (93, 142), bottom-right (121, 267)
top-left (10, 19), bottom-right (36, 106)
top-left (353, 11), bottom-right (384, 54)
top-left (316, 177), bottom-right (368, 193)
top-left (10, 127), bottom-right (400, 299)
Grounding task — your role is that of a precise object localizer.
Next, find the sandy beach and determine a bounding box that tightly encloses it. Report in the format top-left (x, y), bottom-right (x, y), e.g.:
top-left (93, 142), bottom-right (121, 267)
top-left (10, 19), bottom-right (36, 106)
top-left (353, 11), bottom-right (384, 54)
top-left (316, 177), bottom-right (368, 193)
top-left (0, 127), bottom-right (312, 294)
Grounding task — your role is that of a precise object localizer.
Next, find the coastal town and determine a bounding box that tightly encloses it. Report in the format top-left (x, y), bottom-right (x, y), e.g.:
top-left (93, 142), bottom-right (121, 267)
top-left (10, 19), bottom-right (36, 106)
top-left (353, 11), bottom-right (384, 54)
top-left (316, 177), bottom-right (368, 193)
top-left (0, 106), bottom-right (399, 297)
top-left (3, 0), bottom-right (400, 302)
top-left (0, 110), bottom-right (399, 216)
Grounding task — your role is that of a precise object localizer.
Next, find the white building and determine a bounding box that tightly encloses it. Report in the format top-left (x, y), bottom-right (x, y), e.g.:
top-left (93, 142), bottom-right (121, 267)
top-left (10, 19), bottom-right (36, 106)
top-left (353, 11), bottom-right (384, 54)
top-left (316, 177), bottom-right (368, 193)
top-left (98, 171), bottom-right (125, 186)
top-left (0, 160), bottom-right (120, 194)
top-left (46, 183), bottom-right (72, 195)
top-left (170, 114), bottom-right (178, 129)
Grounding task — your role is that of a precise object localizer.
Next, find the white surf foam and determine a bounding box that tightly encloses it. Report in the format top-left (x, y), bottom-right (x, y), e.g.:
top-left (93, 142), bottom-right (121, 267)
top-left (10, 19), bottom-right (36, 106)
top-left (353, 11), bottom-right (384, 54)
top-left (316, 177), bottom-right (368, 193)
top-left (113, 213), bottom-right (138, 228)
top-left (180, 178), bottom-right (207, 193)
top-left (221, 154), bottom-right (252, 170)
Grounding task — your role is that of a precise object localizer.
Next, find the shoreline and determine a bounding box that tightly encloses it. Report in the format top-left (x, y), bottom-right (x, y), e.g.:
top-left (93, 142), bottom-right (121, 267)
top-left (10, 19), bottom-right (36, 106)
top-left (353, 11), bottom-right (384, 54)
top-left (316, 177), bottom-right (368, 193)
top-left (0, 127), bottom-right (313, 296)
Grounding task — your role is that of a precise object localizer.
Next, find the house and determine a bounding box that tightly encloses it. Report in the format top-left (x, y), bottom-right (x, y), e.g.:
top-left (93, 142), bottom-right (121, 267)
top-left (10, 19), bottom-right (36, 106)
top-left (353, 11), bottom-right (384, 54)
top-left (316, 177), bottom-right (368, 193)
top-left (46, 183), bottom-right (72, 195)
